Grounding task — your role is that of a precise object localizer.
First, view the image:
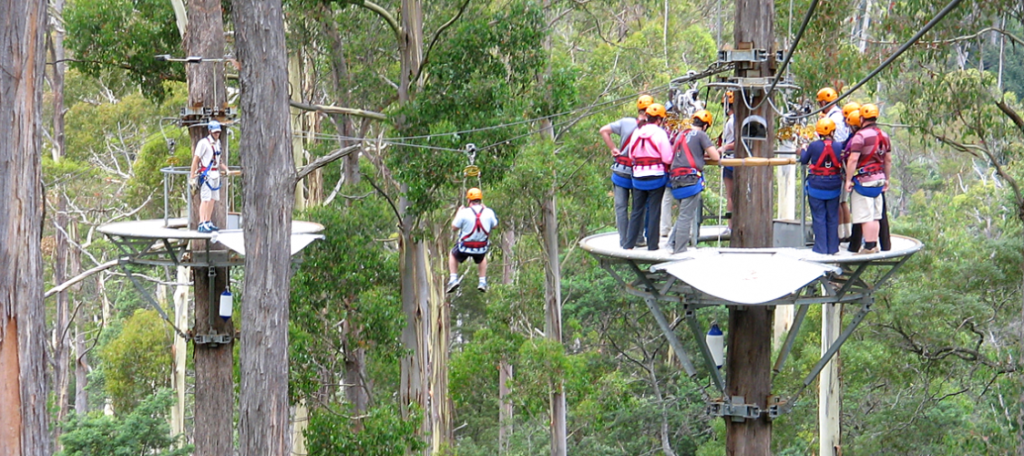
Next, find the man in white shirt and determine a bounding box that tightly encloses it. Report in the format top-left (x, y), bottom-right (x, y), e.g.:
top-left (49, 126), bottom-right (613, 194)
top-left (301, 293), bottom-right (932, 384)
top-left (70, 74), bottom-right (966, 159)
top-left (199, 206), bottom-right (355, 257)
top-left (189, 120), bottom-right (228, 233)
top-left (447, 188), bottom-right (499, 293)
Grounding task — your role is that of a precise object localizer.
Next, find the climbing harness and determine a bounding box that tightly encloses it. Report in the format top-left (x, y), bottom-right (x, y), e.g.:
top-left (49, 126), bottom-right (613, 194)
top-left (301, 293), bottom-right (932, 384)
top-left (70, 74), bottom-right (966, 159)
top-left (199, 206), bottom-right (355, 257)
top-left (458, 205), bottom-right (491, 252)
top-left (808, 139), bottom-right (841, 176)
top-left (197, 135), bottom-right (222, 191)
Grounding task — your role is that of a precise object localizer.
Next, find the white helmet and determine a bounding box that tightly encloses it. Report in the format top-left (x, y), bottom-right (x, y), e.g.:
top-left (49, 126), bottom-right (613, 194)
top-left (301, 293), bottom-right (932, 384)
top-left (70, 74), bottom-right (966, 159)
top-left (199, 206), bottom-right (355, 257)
top-left (208, 120), bottom-right (222, 132)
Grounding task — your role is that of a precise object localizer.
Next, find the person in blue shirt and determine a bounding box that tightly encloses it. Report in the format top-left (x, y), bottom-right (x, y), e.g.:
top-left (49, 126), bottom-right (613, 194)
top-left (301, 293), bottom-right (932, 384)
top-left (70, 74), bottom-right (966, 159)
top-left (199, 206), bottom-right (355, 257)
top-left (800, 118), bottom-right (844, 254)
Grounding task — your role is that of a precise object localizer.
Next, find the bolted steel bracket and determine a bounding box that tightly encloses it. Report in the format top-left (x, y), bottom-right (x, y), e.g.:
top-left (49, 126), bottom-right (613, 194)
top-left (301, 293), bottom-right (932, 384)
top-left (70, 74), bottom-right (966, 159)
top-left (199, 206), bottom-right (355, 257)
top-left (766, 395), bottom-right (787, 420)
top-left (193, 332), bottom-right (233, 347)
top-left (706, 396), bottom-right (762, 422)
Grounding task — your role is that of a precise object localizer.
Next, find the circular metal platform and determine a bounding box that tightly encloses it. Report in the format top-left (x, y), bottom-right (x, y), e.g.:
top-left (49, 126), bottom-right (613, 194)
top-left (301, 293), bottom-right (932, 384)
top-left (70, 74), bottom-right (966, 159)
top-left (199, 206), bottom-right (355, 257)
top-left (579, 229), bottom-right (923, 266)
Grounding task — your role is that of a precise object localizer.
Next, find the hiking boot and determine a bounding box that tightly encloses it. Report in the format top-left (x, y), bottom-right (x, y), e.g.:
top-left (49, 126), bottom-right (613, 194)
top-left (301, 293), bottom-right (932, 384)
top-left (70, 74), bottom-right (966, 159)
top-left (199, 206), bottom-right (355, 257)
top-left (857, 246), bottom-right (880, 255)
top-left (477, 282), bottom-right (488, 293)
top-left (446, 277), bottom-right (461, 294)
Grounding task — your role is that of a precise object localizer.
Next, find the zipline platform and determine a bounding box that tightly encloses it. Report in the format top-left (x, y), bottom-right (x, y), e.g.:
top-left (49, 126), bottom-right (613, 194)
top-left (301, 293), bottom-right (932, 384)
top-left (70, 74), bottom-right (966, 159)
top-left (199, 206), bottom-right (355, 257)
top-left (99, 217), bottom-right (325, 269)
top-left (580, 229), bottom-right (923, 307)
top-left (581, 229), bottom-right (924, 416)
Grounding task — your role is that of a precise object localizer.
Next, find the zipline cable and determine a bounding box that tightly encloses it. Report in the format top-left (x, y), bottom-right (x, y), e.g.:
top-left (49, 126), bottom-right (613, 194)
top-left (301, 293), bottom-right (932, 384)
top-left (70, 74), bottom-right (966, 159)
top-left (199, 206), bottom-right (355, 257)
top-left (795, 0), bottom-right (965, 120)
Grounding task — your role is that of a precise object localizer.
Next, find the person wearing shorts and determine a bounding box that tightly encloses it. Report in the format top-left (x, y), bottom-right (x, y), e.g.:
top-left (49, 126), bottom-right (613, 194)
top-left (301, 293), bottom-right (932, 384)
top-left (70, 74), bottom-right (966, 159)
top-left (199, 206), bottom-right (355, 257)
top-left (190, 120), bottom-right (228, 233)
top-left (447, 188), bottom-right (498, 293)
top-left (843, 104), bottom-right (890, 254)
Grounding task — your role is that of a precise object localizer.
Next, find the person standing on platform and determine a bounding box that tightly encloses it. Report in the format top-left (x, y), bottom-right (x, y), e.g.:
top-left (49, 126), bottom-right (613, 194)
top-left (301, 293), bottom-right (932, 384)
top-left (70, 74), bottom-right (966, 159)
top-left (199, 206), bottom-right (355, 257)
top-left (667, 110), bottom-right (720, 254)
top-left (800, 118), bottom-right (844, 254)
top-left (600, 95), bottom-right (653, 247)
top-left (190, 120), bottom-right (228, 233)
top-left (720, 92), bottom-right (736, 234)
top-left (817, 87), bottom-right (850, 144)
top-left (447, 188), bottom-right (499, 293)
top-left (623, 103), bottom-right (674, 251)
top-left (844, 103), bottom-right (891, 254)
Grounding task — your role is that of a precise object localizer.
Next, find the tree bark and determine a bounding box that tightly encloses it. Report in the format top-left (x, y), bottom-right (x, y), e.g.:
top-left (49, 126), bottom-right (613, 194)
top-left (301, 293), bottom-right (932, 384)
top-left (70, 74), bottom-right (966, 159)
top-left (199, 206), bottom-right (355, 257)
top-left (399, 228), bottom-right (431, 448)
top-left (727, 0), bottom-right (775, 452)
top-left (48, 0), bottom-right (71, 443)
top-left (233, 0), bottom-right (295, 453)
top-left (819, 303), bottom-right (842, 456)
top-left (185, 0), bottom-right (234, 454)
top-left (0, 0), bottom-right (51, 453)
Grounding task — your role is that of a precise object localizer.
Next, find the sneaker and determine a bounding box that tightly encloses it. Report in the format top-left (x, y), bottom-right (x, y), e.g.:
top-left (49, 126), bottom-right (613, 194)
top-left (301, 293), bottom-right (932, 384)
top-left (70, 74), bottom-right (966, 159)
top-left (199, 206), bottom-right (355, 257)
top-left (208, 223), bottom-right (220, 232)
top-left (197, 222), bottom-right (212, 233)
top-left (857, 246), bottom-right (880, 255)
top-left (636, 238), bottom-right (647, 247)
top-left (477, 282), bottom-right (488, 293)
top-left (446, 277), bottom-right (461, 294)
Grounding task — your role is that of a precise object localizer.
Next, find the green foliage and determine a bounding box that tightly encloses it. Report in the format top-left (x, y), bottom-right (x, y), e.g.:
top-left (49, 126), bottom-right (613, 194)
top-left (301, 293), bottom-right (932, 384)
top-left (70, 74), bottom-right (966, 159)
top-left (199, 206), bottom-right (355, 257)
top-left (392, 0), bottom-right (550, 218)
top-left (99, 309), bottom-right (173, 414)
top-left (290, 192), bottom-right (404, 402)
top-left (64, 0), bottom-right (185, 101)
top-left (304, 403), bottom-right (428, 456)
top-left (57, 389), bottom-right (191, 456)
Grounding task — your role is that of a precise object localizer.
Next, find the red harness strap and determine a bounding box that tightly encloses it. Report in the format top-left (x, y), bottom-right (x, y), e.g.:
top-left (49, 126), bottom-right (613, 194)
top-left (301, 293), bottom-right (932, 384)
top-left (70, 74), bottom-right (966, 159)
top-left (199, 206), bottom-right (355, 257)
top-left (670, 129), bottom-right (702, 178)
top-left (630, 137), bottom-right (666, 172)
top-left (809, 139), bottom-right (841, 176)
top-left (855, 127), bottom-right (887, 176)
top-left (460, 206), bottom-right (490, 249)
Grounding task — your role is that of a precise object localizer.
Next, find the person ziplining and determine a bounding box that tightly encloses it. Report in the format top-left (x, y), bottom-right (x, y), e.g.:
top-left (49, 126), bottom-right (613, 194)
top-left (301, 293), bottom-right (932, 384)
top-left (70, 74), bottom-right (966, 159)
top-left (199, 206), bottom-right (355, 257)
top-left (447, 188), bottom-right (499, 294)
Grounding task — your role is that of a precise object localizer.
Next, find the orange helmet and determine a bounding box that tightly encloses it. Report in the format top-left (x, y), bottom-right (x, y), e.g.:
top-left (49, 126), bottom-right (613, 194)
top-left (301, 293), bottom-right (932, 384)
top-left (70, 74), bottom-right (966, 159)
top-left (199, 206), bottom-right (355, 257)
top-left (846, 110), bottom-right (862, 127)
top-left (637, 95), bottom-right (655, 111)
top-left (860, 103), bottom-right (879, 119)
top-left (467, 188), bottom-right (483, 201)
top-left (692, 109), bottom-right (713, 127)
top-left (815, 118), bottom-right (836, 137)
top-left (817, 87), bottom-right (838, 103)
top-left (645, 103), bottom-right (667, 118)
top-left (842, 102), bottom-right (861, 118)
top-left (725, 91), bottom-right (734, 104)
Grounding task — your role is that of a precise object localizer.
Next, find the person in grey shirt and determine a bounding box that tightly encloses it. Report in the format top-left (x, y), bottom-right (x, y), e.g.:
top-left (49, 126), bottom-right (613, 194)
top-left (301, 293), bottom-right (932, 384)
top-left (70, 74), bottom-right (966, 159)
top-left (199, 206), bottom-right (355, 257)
top-left (599, 95), bottom-right (652, 247)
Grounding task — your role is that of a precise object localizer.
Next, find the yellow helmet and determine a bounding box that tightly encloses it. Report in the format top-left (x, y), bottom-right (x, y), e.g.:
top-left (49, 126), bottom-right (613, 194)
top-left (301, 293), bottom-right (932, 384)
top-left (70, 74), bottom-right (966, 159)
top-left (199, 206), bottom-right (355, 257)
top-left (645, 103), bottom-right (667, 118)
top-left (842, 102), bottom-right (861, 118)
top-left (692, 109), bottom-right (713, 127)
top-left (815, 118), bottom-right (836, 137)
top-left (860, 103), bottom-right (879, 119)
top-left (846, 110), bottom-right (862, 127)
top-left (637, 95), bottom-right (655, 111)
top-left (817, 87), bottom-right (838, 103)
top-left (467, 188), bottom-right (483, 201)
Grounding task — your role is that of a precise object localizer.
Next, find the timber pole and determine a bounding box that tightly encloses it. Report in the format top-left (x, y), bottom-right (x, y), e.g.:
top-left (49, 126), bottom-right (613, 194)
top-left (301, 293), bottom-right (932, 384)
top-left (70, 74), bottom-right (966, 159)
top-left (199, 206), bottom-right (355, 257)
top-left (727, 0), bottom-right (776, 452)
top-left (185, 0), bottom-right (233, 454)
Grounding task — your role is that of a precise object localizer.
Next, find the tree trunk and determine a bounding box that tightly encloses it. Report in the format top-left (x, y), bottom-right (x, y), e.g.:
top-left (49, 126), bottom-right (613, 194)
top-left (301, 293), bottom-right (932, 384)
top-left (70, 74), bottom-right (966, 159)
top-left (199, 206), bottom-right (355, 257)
top-left (0, 0), bottom-right (51, 454)
top-left (498, 360), bottom-right (513, 453)
top-left (727, 0), bottom-right (775, 452)
top-left (73, 325), bottom-right (88, 415)
top-left (233, 0), bottom-right (295, 453)
top-left (819, 303), bottom-right (842, 456)
top-left (48, 0), bottom-right (71, 442)
top-left (399, 228), bottom-right (432, 446)
top-left (290, 51), bottom-right (308, 211)
top-left (542, 192), bottom-right (567, 456)
top-left (185, 1), bottom-right (234, 454)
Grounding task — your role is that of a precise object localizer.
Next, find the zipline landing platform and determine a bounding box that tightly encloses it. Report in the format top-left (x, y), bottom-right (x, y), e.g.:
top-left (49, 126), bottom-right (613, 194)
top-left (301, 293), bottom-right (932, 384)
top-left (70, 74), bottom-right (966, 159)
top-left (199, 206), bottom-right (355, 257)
top-left (99, 217), bottom-right (325, 269)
